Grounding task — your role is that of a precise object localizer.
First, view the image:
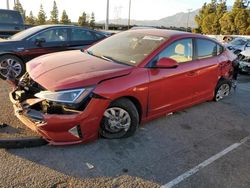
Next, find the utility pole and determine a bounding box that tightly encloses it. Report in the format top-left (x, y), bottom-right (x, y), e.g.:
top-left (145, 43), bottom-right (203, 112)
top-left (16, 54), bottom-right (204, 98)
top-left (105, 0), bottom-right (109, 30)
top-left (128, 0), bottom-right (131, 29)
top-left (186, 9), bottom-right (192, 32)
top-left (6, 0), bottom-right (10, 9)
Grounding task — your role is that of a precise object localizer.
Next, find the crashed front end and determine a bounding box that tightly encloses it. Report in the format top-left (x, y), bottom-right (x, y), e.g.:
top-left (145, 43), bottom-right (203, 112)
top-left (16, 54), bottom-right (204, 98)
top-left (9, 73), bottom-right (110, 145)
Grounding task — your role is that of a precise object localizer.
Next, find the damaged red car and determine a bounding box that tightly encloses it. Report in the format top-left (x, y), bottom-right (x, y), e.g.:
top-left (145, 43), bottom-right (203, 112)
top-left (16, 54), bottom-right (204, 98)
top-left (9, 29), bottom-right (236, 145)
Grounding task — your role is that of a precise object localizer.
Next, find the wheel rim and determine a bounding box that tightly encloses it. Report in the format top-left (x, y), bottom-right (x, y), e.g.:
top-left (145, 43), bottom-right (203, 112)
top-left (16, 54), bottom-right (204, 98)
top-left (0, 58), bottom-right (22, 78)
top-left (103, 107), bottom-right (131, 133)
top-left (216, 84), bottom-right (230, 101)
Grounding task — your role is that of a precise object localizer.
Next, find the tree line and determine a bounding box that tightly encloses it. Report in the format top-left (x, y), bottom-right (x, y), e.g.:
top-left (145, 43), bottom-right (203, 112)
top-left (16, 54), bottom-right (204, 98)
top-left (194, 0), bottom-right (250, 35)
top-left (13, 0), bottom-right (96, 29)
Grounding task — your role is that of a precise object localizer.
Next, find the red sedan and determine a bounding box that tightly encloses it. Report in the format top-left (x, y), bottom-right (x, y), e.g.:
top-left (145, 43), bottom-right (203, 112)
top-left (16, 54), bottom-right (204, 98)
top-left (9, 29), bottom-right (236, 145)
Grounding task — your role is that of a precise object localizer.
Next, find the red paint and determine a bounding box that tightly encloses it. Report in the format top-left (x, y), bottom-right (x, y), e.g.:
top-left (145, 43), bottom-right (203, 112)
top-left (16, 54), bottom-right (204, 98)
top-left (10, 30), bottom-right (235, 145)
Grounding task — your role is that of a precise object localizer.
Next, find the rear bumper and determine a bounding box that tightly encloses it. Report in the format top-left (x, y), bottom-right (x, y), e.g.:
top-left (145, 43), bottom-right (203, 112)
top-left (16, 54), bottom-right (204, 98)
top-left (9, 90), bottom-right (110, 145)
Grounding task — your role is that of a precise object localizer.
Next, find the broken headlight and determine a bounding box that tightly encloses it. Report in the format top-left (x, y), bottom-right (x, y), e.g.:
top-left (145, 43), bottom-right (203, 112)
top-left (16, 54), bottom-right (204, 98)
top-left (34, 87), bottom-right (94, 104)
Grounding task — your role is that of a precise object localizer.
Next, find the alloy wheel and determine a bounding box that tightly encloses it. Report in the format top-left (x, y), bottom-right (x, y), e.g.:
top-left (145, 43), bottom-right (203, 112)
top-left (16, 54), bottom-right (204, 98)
top-left (0, 58), bottom-right (22, 79)
top-left (215, 83), bottom-right (230, 101)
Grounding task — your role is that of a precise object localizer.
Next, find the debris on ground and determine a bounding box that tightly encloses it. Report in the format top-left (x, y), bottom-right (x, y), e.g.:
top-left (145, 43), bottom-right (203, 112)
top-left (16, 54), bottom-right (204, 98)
top-left (0, 123), bottom-right (8, 129)
top-left (86, 163), bottom-right (95, 170)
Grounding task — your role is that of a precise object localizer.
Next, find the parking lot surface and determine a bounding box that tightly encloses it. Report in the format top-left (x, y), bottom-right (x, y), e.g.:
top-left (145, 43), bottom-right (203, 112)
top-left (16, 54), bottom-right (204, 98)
top-left (0, 75), bottom-right (250, 188)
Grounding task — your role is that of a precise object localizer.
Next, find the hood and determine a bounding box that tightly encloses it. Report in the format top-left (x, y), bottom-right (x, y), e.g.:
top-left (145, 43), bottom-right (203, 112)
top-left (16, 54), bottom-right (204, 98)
top-left (27, 50), bottom-right (133, 91)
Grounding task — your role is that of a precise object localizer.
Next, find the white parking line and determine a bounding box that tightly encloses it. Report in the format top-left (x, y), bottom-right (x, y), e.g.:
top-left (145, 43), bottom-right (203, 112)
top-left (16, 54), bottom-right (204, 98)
top-left (161, 136), bottom-right (250, 188)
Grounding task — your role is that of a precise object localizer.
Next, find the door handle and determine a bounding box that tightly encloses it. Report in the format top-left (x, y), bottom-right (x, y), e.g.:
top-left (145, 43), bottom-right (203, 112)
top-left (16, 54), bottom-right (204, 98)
top-left (187, 71), bottom-right (197, 76)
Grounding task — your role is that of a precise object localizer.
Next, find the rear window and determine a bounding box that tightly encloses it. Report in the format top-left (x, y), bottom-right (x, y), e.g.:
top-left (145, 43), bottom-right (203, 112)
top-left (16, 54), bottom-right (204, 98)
top-left (196, 39), bottom-right (217, 59)
top-left (0, 10), bottom-right (23, 24)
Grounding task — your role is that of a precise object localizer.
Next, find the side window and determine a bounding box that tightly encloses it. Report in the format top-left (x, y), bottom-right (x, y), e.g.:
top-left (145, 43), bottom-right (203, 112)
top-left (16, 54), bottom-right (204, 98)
top-left (94, 32), bottom-right (105, 40)
top-left (196, 39), bottom-right (217, 59)
top-left (71, 29), bottom-right (95, 41)
top-left (158, 39), bottom-right (193, 63)
top-left (30, 28), bottom-right (68, 42)
top-left (217, 44), bottom-right (224, 55)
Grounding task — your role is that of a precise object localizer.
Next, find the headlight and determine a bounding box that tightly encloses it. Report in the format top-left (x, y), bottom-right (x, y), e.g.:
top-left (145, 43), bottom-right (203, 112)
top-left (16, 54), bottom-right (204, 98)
top-left (35, 88), bottom-right (94, 104)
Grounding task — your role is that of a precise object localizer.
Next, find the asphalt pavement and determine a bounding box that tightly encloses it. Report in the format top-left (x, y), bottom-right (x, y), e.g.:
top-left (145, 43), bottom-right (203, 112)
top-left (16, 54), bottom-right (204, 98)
top-left (0, 75), bottom-right (250, 188)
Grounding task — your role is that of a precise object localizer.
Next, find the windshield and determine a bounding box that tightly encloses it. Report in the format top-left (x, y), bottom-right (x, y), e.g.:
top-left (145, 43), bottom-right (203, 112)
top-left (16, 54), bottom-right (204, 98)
top-left (87, 31), bottom-right (166, 66)
top-left (9, 26), bottom-right (47, 40)
top-left (230, 38), bottom-right (246, 46)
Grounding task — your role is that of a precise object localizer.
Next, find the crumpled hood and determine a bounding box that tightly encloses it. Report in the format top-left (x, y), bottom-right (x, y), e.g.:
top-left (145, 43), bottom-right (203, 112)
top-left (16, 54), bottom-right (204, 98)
top-left (27, 50), bottom-right (133, 91)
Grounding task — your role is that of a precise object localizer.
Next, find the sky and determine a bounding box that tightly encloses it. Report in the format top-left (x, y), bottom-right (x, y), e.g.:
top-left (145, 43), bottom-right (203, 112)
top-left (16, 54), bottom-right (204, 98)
top-left (0, 0), bottom-right (236, 22)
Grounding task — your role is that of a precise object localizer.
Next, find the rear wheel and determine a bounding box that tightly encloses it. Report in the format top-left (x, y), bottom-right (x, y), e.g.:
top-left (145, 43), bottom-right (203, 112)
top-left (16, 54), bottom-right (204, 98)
top-left (0, 55), bottom-right (25, 80)
top-left (100, 98), bottom-right (139, 139)
top-left (214, 80), bottom-right (231, 102)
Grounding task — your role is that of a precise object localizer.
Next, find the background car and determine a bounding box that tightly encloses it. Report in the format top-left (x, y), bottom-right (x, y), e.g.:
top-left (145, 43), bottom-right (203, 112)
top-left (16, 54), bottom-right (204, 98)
top-left (0, 9), bottom-right (26, 38)
top-left (9, 29), bottom-right (236, 145)
top-left (225, 37), bottom-right (250, 55)
top-left (0, 25), bottom-right (108, 79)
top-left (238, 48), bottom-right (250, 74)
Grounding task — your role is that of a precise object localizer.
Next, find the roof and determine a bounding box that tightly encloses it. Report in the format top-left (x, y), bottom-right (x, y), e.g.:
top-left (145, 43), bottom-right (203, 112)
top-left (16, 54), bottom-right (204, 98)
top-left (129, 28), bottom-right (201, 38)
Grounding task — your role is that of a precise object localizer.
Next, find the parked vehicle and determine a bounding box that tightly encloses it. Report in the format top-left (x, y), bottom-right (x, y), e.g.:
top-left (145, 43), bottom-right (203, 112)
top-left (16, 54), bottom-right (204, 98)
top-left (0, 9), bottom-right (26, 38)
top-left (0, 25), bottom-right (108, 79)
top-left (238, 48), bottom-right (250, 74)
top-left (9, 29), bottom-right (236, 145)
top-left (225, 37), bottom-right (250, 55)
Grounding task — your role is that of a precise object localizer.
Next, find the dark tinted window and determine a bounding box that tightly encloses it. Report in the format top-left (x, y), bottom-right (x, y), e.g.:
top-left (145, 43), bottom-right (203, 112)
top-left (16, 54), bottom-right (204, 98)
top-left (217, 44), bottom-right (224, 55)
top-left (0, 10), bottom-right (23, 24)
top-left (71, 29), bottom-right (95, 41)
top-left (196, 39), bottom-right (217, 59)
top-left (158, 38), bottom-right (193, 63)
top-left (94, 32), bottom-right (105, 40)
top-left (30, 28), bottom-right (68, 42)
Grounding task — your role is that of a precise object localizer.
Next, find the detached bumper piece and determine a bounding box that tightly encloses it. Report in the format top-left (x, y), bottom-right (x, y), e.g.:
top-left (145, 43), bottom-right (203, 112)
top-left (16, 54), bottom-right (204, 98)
top-left (0, 137), bottom-right (48, 149)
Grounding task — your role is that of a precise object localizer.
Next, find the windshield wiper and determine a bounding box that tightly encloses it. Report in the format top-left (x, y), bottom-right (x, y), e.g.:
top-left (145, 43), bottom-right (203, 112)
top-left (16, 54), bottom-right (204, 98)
top-left (101, 55), bottom-right (133, 66)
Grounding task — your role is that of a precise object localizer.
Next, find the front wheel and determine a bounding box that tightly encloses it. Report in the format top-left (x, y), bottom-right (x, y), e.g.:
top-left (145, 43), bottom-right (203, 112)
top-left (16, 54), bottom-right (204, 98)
top-left (100, 98), bottom-right (139, 139)
top-left (0, 55), bottom-right (25, 80)
top-left (214, 80), bottom-right (231, 102)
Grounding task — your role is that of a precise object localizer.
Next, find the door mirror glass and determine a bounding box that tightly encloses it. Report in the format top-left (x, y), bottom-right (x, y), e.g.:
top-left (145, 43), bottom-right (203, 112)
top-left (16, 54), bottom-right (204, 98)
top-left (35, 37), bottom-right (46, 46)
top-left (155, 57), bottom-right (178, 68)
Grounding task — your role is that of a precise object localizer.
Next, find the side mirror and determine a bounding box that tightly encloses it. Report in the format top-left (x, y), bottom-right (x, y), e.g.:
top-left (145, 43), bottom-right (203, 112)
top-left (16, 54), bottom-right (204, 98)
top-left (35, 38), bottom-right (46, 46)
top-left (246, 43), bottom-right (250, 47)
top-left (155, 57), bottom-right (178, 68)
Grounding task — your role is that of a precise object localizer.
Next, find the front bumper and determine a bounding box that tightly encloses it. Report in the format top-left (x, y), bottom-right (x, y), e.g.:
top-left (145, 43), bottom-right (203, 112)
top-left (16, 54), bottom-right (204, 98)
top-left (9, 90), bottom-right (110, 145)
top-left (239, 61), bottom-right (250, 73)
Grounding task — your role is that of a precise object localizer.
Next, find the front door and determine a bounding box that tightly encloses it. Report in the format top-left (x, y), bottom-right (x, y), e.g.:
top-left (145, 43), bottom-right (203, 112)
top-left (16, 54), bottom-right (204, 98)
top-left (23, 27), bottom-right (69, 61)
top-left (147, 38), bottom-right (198, 118)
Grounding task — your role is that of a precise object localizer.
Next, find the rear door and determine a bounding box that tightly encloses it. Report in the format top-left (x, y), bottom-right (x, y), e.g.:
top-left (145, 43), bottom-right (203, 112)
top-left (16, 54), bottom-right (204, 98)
top-left (192, 38), bottom-right (222, 102)
top-left (23, 27), bottom-right (70, 61)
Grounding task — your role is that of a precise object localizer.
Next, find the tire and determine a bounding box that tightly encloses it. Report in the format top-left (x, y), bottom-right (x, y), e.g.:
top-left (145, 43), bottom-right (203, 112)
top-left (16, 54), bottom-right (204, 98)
top-left (0, 55), bottom-right (25, 80)
top-left (100, 98), bottom-right (139, 139)
top-left (214, 80), bottom-right (231, 102)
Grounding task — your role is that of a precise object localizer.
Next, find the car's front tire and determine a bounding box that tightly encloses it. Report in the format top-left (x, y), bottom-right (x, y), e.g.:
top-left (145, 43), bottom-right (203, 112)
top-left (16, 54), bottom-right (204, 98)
top-left (0, 55), bottom-right (25, 80)
top-left (100, 98), bottom-right (139, 139)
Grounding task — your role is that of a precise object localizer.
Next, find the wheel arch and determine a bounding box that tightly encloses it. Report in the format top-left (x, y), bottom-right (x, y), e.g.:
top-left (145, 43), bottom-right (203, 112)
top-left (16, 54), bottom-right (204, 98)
top-left (0, 52), bottom-right (25, 62)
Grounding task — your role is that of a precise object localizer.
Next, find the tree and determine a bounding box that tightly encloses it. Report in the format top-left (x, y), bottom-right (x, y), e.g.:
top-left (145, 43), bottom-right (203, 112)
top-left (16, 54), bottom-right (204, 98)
top-left (220, 12), bottom-right (235, 34)
top-left (78, 12), bottom-right (87, 26)
top-left (37, 4), bottom-right (47, 25)
top-left (60, 10), bottom-right (71, 24)
top-left (13, 0), bottom-right (26, 21)
top-left (89, 12), bottom-right (95, 29)
top-left (25, 11), bottom-right (36, 25)
top-left (50, 0), bottom-right (59, 24)
top-left (235, 9), bottom-right (249, 34)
